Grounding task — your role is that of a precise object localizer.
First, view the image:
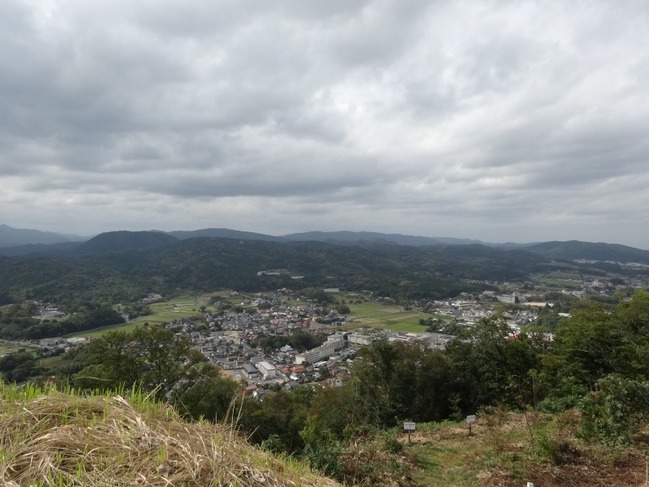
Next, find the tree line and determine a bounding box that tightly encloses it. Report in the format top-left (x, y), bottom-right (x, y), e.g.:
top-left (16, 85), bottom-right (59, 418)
top-left (0, 302), bottom-right (124, 340)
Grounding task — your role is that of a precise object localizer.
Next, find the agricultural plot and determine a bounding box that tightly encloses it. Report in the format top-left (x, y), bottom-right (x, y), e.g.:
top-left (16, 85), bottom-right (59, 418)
top-left (347, 301), bottom-right (429, 333)
top-left (0, 341), bottom-right (34, 356)
top-left (72, 295), bottom-right (209, 338)
top-left (531, 268), bottom-right (598, 290)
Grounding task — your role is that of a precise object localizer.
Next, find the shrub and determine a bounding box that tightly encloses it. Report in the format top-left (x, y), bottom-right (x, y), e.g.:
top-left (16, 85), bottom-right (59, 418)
top-left (578, 374), bottom-right (649, 446)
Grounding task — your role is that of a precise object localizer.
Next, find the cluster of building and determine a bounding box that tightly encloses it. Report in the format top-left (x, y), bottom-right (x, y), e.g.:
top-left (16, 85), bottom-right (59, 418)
top-left (159, 290), bottom-right (458, 395)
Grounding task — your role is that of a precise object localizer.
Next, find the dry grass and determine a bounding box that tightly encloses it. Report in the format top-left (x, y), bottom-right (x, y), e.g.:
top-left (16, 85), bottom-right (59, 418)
top-left (0, 386), bottom-right (340, 487)
top-left (340, 436), bottom-right (417, 487)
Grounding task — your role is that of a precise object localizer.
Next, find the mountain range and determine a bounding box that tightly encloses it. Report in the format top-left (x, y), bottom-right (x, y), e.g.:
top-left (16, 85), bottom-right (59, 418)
top-left (1, 224), bottom-right (649, 265)
top-left (1, 224), bottom-right (649, 309)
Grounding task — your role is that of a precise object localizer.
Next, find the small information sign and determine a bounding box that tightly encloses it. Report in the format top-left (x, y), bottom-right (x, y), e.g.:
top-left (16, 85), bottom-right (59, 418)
top-left (403, 422), bottom-right (416, 444)
top-left (466, 415), bottom-right (476, 435)
top-left (403, 422), bottom-right (416, 431)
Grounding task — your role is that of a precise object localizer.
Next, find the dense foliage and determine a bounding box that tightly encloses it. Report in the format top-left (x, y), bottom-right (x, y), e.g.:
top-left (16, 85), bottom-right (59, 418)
top-left (72, 325), bottom-right (240, 421)
top-left (0, 303), bottom-right (124, 340)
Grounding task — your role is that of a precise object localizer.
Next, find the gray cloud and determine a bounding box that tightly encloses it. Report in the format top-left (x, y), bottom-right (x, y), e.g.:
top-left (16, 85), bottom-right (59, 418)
top-left (1, 0), bottom-right (648, 248)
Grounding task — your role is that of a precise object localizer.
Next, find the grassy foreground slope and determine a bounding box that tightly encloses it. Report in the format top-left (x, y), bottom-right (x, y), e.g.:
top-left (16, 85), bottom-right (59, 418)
top-left (0, 385), bottom-right (339, 487)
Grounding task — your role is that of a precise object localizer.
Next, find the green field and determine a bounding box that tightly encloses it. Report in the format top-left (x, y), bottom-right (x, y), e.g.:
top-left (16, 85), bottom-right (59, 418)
top-left (71, 295), bottom-right (210, 338)
top-left (0, 341), bottom-right (36, 356)
top-left (69, 291), bottom-right (270, 338)
top-left (347, 301), bottom-right (430, 333)
top-left (531, 269), bottom-right (591, 290)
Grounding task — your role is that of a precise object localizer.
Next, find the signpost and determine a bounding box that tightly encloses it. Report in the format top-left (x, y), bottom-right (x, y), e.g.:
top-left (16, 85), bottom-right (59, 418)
top-left (466, 415), bottom-right (476, 435)
top-left (403, 422), bottom-right (416, 444)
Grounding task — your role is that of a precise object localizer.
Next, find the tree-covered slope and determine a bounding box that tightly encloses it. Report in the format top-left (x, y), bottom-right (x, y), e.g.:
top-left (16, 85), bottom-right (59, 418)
top-left (78, 231), bottom-right (179, 254)
top-left (0, 236), bottom-right (579, 306)
top-left (168, 227), bottom-right (284, 242)
top-left (281, 230), bottom-right (482, 246)
top-left (526, 240), bottom-right (649, 264)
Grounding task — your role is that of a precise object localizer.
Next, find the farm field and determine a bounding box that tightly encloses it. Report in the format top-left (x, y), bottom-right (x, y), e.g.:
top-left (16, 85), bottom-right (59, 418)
top-left (0, 341), bottom-right (35, 356)
top-left (71, 295), bottom-right (210, 338)
top-left (347, 301), bottom-right (430, 333)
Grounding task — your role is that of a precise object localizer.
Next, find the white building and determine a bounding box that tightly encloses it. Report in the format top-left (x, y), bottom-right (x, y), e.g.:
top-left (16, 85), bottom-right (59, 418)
top-left (295, 336), bottom-right (345, 365)
top-left (347, 333), bottom-right (372, 346)
top-left (256, 361), bottom-right (278, 379)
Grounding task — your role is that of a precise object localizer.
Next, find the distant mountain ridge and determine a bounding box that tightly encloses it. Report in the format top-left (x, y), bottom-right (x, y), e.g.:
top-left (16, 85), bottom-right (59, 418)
top-left (2, 227), bottom-right (649, 307)
top-left (280, 230), bottom-right (482, 246)
top-left (2, 224), bottom-right (649, 264)
top-left (78, 231), bottom-right (179, 254)
top-left (525, 240), bottom-right (649, 264)
top-left (0, 224), bottom-right (84, 248)
top-left (168, 228), bottom-right (283, 242)
top-left (0, 242), bottom-right (83, 257)
top-left (0, 234), bottom-right (545, 308)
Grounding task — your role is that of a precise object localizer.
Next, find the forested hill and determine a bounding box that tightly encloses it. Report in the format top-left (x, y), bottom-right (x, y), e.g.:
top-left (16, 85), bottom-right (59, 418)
top-left (169, 228), bottom-right (284, 242)
top-left (525, 240), bottom-right (649, 264)
top-left (280, 230), bottom-right (481, 246)
top-left (2, 230), bottom-right (649, 307)
top-left (78, 231), bottom-right (179, 254)
top-left (0, 236), bottom-right (550, 306)
top-left (2, 225), bottom-right (649, 261)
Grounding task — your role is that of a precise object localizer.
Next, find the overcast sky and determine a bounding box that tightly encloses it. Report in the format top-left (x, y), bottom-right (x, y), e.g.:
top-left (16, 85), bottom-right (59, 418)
top-left (1, 0), bottom-right (648, 248)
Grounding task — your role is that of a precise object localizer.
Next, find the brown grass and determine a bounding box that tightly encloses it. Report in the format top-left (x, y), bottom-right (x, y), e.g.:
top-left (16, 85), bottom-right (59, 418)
top-left (0, 389), bottom-right (340, 487)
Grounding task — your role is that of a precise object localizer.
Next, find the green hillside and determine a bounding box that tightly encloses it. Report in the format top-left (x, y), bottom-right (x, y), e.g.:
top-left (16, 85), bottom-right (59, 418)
top-left (527, 240), bottom-right (649, 263)
top-left (0, 237), bottom-right (547, 307)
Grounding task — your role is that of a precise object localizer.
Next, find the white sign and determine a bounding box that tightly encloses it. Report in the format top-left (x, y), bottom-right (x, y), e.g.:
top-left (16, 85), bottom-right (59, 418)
top-left (466, 415), bottom-right (476, 424)
top-left (403, 422), bottom-right (416, 431)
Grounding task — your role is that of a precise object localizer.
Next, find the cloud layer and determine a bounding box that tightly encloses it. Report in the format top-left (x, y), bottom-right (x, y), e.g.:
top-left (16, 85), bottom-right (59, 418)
top-left (1, 0), bottom-right (648, 247)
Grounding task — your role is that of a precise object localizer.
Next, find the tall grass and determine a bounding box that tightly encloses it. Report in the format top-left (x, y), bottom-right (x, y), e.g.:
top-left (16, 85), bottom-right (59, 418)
top-left (0, 383), bottom-right (339, 486)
